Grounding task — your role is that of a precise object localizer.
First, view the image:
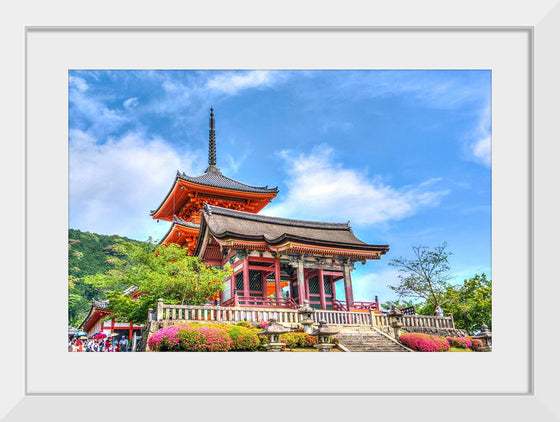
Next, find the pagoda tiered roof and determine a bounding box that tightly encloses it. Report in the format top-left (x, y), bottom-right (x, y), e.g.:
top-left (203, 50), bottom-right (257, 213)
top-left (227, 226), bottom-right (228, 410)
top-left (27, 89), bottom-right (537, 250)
top-left (195, 204), bottom-right (389, 260)
top-left (177, 166), bottom-right (278, 195)
top-left (150, 108), bottom-right (278, 224)
top-left (158, 216), bottom-right (201, 254)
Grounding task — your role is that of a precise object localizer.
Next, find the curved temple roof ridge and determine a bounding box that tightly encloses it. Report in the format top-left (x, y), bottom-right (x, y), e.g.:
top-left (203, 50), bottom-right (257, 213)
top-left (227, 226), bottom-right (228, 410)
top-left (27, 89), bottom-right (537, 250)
top-left (172, 216), bottom-right (200, 229)
top-left (203, 203), bottom-right (353, 230)
top-left (177, 170), bottom-right (279, 194)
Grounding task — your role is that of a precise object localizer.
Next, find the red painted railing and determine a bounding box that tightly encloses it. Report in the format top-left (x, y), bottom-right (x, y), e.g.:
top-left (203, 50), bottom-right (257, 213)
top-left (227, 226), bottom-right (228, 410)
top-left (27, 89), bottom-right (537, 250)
top-left (333, 300), bottom-right (379, 312)
top-left (222, 296), bottom-right (298, 309)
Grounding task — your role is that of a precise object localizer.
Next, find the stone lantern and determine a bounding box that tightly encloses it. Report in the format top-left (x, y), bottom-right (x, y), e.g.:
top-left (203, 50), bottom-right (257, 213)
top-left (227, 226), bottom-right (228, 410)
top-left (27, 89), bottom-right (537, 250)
top-left (311, 320), bottom-right (339, 352)
top-left (387, 304), bottom-right (404, 339)
top-left (258, 318), bottom-right (290, 352)
top-left (298, 299), bottom-right (315, 334)
top-left (472, 324), bottom-right (492, 351)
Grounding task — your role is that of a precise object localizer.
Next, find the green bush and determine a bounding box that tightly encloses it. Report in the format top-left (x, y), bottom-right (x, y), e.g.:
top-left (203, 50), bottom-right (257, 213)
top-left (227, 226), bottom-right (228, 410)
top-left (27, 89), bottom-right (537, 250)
top-left (227, 325), bottom-right (260, 351)
top-left (235, 321), bottom-right (253, 328)
top-left (280, 332), bottom-right (317, 348)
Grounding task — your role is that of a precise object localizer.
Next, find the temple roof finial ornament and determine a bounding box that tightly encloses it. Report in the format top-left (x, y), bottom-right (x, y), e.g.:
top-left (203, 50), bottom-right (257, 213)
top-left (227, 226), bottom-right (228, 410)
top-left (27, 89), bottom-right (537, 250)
top-left (206, 107), bottom-right (218, 172)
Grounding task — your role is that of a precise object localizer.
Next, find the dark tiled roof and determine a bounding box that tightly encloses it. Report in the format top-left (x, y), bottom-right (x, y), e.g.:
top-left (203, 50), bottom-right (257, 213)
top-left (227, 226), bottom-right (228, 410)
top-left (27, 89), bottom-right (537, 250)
top-left (172, 216), bottom-right (200, 230)
top-left (204, 204), bottom-right (351, 230)
top-left (177, 167), bottom-right (279, 194)
top-left (200, 204), bottom-right (389, 251)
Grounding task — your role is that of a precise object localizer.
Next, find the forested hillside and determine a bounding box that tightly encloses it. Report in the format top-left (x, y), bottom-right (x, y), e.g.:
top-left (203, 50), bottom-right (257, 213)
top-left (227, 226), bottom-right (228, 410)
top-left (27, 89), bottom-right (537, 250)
top-left (68, 229), bottom-right (140, 326)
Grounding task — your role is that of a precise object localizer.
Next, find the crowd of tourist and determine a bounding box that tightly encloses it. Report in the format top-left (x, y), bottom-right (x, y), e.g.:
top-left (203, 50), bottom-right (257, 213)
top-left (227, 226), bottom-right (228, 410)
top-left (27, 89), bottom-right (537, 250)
top-left (68, 335), bottom-right (131, 352)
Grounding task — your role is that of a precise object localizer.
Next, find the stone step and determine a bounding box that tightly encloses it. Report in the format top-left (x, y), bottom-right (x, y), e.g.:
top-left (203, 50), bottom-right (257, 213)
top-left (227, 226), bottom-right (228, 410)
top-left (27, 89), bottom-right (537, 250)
top-left (335, 330), bottom-right (410, 352)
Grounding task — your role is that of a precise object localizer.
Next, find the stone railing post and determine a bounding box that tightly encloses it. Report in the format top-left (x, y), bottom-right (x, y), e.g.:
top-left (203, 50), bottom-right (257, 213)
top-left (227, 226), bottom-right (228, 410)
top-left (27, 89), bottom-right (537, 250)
top-left (148, 308), bottom-right (154, 322)
top-left (156, 298), bottom-right (164, 321)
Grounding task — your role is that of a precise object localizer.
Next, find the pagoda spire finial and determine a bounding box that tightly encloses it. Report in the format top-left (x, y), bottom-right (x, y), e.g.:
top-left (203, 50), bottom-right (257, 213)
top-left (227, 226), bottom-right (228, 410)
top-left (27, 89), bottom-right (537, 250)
top-left (208, 107), bottom-right (216, 167)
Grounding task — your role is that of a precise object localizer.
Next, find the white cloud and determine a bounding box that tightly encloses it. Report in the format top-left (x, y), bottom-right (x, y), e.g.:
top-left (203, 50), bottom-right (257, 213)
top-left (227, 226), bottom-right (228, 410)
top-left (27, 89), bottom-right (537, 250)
top-left (206, 71), bottom-right (279, 95)
top-left (262, 145), bottom-right (449, 226)
top-left (470, 136), bottom-right (491, 167)
top-left (466, 102), bottom-right (491, 167)
top-left (351, 268), bottom-right (403, 303)
top-left (69, 129), bottom-right (204, 240)
top-left (69, 75), bottom-right (88, 92)
top-left (69, 85), bottom-right (128, 135)
top-left (123, 97), bottom-right (139, 110)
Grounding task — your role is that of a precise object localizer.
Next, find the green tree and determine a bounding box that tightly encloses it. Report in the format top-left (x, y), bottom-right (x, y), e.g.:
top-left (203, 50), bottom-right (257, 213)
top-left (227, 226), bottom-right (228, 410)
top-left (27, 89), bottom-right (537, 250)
top-left (388, 242), bottom-right (452, 308)
top-left (380, 299), bottom-right (420, 312)
top-left (84, 241), bottom-right (232, 324)
top-left (443, 274), bottom-right (492, 333)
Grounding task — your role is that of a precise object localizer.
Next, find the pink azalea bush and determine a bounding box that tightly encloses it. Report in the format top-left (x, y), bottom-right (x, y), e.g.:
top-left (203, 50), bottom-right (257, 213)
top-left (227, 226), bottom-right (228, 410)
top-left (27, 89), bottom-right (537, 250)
top-left (256, 321), bottom-right (269, 329)
top-left (399, 333), bottom-right (450, 352)
top-left (148, 323), bottom-right (232, 352)
top-left (446, 336), bottom-right (473, 349)
top-left (470, 338), bottom-right (483, 351)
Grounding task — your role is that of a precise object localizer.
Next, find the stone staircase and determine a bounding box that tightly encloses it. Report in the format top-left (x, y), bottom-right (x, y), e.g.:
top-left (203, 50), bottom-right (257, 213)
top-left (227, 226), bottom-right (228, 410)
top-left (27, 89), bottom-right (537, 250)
top-left (335, 328), bottom-right (412, 352)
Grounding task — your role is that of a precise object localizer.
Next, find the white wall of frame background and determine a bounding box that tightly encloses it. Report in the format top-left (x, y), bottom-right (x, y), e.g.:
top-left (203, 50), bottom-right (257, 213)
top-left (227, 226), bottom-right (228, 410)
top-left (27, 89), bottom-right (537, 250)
top-left (2, 0), bottom-right (560, 420)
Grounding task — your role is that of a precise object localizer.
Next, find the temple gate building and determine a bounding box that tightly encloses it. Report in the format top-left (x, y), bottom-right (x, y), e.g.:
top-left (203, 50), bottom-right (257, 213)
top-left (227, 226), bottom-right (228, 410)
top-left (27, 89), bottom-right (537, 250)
top-left (152, 108), bottom-right (389, 311)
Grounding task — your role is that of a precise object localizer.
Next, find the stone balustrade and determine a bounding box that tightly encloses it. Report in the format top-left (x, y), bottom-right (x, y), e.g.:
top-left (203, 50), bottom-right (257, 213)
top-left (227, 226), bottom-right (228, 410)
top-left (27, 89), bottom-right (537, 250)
top-left (152, 301), bottom-right (299, 324)
top-left (313, 309), bottom-right (371, 326)
top-left (149, 300), bottom-right (456, 330)
top-left (370, 311), bottom-right (455, 329)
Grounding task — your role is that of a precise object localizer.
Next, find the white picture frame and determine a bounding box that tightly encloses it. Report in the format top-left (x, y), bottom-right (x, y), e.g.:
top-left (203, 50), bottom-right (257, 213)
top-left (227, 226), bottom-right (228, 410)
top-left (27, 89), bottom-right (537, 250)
top-left (2, 0), bottom-right (559, 420)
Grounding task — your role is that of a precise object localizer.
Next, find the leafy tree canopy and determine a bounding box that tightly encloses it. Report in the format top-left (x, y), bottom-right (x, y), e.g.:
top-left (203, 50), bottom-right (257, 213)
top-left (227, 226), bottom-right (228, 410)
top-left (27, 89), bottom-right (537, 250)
top-left (84, 241), bottom-right (232, 324)
top-left (387, 243), bottom-right (491, 334)
top-left (441, 274), bottom-right (492, 333)
top-left (388, 242), bottom-right (452, 308)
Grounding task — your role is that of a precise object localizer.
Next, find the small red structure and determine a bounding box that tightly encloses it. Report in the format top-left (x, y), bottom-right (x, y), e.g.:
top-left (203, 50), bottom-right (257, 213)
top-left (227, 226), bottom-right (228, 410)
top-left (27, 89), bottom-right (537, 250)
top-left (78, 299), bottom-right (143, 339)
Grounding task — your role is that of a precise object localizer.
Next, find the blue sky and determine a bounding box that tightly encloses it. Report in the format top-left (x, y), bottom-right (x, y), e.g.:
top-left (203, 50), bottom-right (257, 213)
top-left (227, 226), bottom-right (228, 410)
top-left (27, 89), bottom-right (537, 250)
top-left (68, 70), bottom-right (491, 304)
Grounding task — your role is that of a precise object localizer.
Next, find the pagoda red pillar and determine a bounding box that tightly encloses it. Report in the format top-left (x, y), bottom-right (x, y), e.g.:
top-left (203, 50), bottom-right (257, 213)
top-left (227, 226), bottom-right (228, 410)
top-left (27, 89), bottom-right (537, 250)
top-left (243, 254), bottom-right (250, 297)
top-left (274, 257), bottom-right (281, 303)
top-left (343, 263), bottom-right (354, 310)
top-left (318, 269), bottom-right (326, 310)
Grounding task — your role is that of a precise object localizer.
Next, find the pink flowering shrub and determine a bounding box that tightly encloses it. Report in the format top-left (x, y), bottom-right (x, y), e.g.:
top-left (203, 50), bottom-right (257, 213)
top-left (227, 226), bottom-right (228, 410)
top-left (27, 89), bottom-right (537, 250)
top-left (446, 336), bottom-right (473, 349)
top-left (470, 338), bottom-right (483, 351)
top-left (399, 333), bottom-right (450, 352)
top-left (148, 323), bottom-right (232, 352)
top-left (256, 321), bottom-right (269, 329)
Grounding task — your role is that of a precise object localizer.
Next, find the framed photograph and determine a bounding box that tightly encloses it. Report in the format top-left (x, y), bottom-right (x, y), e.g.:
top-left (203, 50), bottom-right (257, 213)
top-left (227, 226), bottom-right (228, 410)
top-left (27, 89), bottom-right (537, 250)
top-left (2, 0), bottom-right (559, 420)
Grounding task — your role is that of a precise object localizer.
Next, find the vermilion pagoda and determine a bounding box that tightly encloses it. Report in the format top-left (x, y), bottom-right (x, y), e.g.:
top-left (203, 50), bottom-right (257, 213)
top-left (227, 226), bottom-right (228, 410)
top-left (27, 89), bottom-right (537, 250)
top-left (151, 108), bottom-right (278, 255)
top-left (153, 109), bottom-right (389, 311)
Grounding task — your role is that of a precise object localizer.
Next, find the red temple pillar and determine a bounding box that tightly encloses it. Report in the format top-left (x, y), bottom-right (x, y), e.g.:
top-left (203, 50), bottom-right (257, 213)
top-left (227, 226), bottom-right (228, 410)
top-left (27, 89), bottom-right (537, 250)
top-left (318, 270), bottom-right (327, 309)
top-left (304, 270), bottom-right (310, 301)
top-left (296, 259), bottom-right (305, 305)
top-left (274, 257), bottom-right (282, 303)
top-left (243, 254), bottom-right (250, 297)
top-left (318, 269), bottom-right (326, 310)
top-left (261, 271), bottom-right (267, 299)
top-left (343, 263), bottom-right (354, 310)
